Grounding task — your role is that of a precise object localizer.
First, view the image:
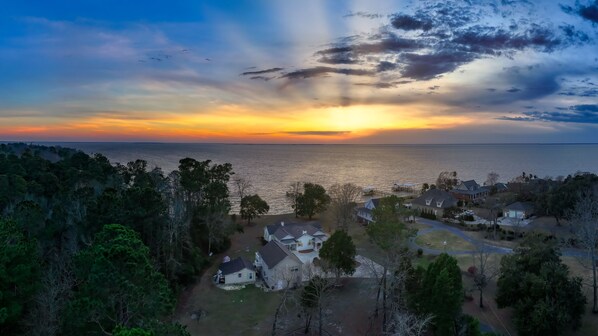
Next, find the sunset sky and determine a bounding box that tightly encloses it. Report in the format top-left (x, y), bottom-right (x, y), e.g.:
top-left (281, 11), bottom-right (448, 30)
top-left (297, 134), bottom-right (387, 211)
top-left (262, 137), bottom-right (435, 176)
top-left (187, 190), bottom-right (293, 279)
top-left (1, 0), bottom-right (598, 143)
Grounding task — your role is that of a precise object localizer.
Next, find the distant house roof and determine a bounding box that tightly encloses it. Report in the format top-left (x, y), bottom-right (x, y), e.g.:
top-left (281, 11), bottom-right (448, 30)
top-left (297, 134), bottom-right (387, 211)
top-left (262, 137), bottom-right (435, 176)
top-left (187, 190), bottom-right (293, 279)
top-left (504, 202), bottom-right (534, 212)
top-left (258, 240), bottom-right (302, 269)
top-left (494, 183), bottom-right (508, 191)
top-left (219, 257), bottom-right (255, 275)
top-left (412, 189), bottom-right (458, 209)
top-left (460, 180), bottom-right (481, 191)
top-left (266, 221), bottom-right (326, 241)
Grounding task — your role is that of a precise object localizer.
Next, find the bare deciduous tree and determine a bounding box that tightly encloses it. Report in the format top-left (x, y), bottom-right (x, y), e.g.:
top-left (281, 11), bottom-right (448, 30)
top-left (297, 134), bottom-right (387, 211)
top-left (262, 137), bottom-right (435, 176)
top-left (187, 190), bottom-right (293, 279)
top-left (286, 182), bottom-right (302, 218)
top-left (569, 188), bottom-right (598, 313)
top-left (329, 183), bottom-right (361, 232)
top-left (233, 176), bottom-right (252, 201)
top-left (297, 263), bottom-right (334, 336)
top-left (385, 310), bottom-right (433, 336)
top-left (24, 253), bottom-right (75, 336)
top-left (271, 263), bottom-right (310, 336)
top-left (470, 245), bottom-right (498, 308)
top-left (485, 171), bottom-right (499, 187)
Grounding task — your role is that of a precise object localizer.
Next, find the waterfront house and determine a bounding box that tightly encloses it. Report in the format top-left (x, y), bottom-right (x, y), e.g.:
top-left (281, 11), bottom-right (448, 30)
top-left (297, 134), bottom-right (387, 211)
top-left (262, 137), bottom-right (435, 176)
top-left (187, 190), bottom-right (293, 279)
top-left (412, 189), bottom-right (458, 218)
top-left (356, 198), bottom-right (381, 224)
top-left (215, 257), bottom-right (256, 285)
top-left (264, 220), bottom-right (329, 253)
top-left (451, 180), bottom-right (489, 202)
top-left (255, 240), bottom-right (303, 290)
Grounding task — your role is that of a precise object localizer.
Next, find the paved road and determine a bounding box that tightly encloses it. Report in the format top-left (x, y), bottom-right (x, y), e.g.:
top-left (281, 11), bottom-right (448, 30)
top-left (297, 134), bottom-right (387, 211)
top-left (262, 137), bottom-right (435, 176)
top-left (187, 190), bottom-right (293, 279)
top-left (410, 217), bottom-right (588, 258)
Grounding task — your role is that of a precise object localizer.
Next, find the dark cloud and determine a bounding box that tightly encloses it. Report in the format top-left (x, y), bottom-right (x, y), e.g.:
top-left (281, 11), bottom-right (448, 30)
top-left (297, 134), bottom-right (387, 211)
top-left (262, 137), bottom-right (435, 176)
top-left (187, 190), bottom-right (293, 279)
top-left (315, 34), bottom-right (421, 61)
top-left (249, 76), bottom-right (273, 81)
top-left (354, 80), bottom-right (410, 89)
top-left (344, 11), bottom-right (383, 19)
top-left (284, 131), bottom-right (352, 136)
top-left (240, 67), bottom-right (284, 76)
top-left (281, 66), bottom-right (374, 80)
top-left (390, 14), bottom-right (433, 31)
top-left (377, 61), bottom-right (397, 72)
top-left (401, 51), bottom-right (475, 80)
top-left (498, 104), bottom-right (598, 124)
top-left (317, 53), bottom-right (359, 65)
top-left (451, 25), bottom-right (563, 55)
top-left (559, 24), bottom-right (590, 44)
top-left (579, 1), bottom-right (598, 23)
top-left (252, 0), bottom-right (592, 93)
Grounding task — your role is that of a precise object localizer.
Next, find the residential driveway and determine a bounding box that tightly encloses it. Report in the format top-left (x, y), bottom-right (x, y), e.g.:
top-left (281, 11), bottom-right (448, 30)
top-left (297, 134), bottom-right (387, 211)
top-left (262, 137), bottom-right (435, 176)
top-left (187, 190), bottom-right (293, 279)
top-left (410, 217), bottom-right (513, 256)
top-left (410, 217), bottom-right (589, 258)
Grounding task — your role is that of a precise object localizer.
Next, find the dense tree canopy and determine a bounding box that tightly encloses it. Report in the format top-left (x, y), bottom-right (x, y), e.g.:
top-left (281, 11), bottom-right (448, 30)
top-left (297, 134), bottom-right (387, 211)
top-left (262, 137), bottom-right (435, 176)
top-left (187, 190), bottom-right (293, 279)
top-left (0, 220), bottom-right (40, 333)
top-left (0, 144), bottom-right (232, 335)
top-left (64, 224), bottom-right (175, 335)
top-left (240, 194), bottom-right (269, 224)
top-left (319, 230), bottom-right (356, 283)
top-left (411, 253), bottom-right (463, 336)
top-left (295, 183), bottom-right (331, 220)
top-left (496, 236), bottom-right (586, 336)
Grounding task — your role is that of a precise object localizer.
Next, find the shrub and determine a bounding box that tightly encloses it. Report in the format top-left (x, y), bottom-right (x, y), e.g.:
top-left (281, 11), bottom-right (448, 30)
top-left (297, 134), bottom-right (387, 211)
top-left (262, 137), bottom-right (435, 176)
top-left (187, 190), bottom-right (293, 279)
top-left (417, 248), bottom-right (423, 257)
top-left (420, 210), bottom-right (437, 220)
top-left (467, 265), bottom-right (478, 275)
top-left (461, 214), bottom-right (475, 222)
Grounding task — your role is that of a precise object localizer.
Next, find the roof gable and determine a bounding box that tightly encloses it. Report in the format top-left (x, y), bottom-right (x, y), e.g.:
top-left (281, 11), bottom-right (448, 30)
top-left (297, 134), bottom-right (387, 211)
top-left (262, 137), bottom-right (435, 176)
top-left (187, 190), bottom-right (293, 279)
top-left (258, 240), bottom-right (302, 268)
top-left (504, 202), bottom-right (534, 212)
top-left (269, 220), bottom-right (325, 241)
top-left (219, 257), bottom-right (255, 275)
top-left (413, 189), bottom-right (457, 209)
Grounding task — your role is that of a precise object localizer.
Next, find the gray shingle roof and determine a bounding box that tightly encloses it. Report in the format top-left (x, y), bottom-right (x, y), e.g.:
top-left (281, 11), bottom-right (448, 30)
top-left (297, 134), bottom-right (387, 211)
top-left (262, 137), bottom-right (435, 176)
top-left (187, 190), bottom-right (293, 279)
top-left (258, 240), bottom-right (302, 269)
top-left (412, 189), bottom-right (458, 209)
top-left (461, 180), bottom-right (481, 191)
top-left (219, 257), bottom-right (255, 275)
top-left (504, 202), bottom-right (534, 212)
top-left (266, 221), bottom-right (326, 241)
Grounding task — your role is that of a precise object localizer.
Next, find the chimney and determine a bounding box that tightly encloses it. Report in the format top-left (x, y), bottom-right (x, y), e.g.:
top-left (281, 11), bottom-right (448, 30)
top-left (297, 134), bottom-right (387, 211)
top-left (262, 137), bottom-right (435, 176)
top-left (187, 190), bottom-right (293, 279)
top-left (302, 230), bottom-right (307, 235)
top-left (281, 221), bottom-right (284, 226)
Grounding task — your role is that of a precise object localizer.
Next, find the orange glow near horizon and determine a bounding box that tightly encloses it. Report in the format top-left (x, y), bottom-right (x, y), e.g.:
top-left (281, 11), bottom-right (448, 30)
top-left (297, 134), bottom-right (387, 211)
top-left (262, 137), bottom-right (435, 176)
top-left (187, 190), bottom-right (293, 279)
top-left (1, 104), bottom-right (475, 142)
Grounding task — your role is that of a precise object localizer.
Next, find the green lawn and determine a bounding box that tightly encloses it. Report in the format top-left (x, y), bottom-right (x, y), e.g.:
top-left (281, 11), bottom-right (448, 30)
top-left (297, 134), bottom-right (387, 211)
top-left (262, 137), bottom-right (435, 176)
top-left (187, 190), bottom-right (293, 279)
top-left (415, 230), bottom-right (475, 252)
top-left (188, 285), bottom-right (281, 336)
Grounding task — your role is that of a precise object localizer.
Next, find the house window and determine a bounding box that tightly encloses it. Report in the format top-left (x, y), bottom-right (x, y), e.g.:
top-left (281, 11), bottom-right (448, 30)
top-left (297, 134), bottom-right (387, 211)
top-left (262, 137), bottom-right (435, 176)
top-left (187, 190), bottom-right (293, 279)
top-left (238, 273), bottom-right (242, 278)
top-left (249, 273), bottom-right (253, 279)
top-left (298, 241), bottom-right (303, 247)
top-left (290, 267), bottom-right (299, 272)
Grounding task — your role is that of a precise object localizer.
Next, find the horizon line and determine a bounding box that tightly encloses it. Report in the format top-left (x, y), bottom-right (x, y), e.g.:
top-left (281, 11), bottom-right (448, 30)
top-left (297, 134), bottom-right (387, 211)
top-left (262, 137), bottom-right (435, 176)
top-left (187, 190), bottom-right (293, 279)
top-left (3, 140), bottom-right (598, 146)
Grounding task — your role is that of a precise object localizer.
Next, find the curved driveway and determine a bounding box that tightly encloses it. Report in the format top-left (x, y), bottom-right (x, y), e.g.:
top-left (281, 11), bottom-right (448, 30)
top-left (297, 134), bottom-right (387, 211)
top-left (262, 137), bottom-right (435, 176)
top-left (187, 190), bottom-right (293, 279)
top-left (410, 217), bottom-right (587, 258)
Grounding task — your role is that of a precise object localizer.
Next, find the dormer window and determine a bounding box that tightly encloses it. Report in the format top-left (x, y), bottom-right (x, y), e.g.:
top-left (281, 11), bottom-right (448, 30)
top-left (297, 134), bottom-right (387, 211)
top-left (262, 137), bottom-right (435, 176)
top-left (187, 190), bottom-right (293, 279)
top-left (425, 199), bottom-right (432, 206)
top-left (436, 200), bottom-right (444, 207)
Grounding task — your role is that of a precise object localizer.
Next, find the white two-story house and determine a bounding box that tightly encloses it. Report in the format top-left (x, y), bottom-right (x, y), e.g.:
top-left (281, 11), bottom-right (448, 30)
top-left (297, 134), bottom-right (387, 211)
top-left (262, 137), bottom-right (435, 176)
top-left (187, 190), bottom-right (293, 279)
top-left (356, 198), bottom-right (380, 224)
top-left (263, 221), bottom-right (329, 253)
top-left (255, 240), bottom-right (303, 290)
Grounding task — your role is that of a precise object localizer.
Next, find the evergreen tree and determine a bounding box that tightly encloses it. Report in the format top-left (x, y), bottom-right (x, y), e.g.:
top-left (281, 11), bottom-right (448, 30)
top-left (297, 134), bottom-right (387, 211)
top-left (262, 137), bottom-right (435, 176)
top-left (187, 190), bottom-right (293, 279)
top-left (319, 230), bottom-right (356, 283)
top-left (64, 224), bottom-right (174, 335)
top-left (496, 236), bottom-right (586, 335)
top-left (240, 194), bottom-right (269, 224)
top-left (0, 220), bottom-right (40, 333)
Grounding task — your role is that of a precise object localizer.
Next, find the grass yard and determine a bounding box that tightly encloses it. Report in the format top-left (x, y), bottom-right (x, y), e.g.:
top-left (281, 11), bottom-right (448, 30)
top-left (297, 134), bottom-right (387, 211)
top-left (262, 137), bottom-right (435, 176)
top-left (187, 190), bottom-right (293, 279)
top-left (182, 285), bottom-right (281, 336)
top-left (415, 230), bottom-right (475, 252)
